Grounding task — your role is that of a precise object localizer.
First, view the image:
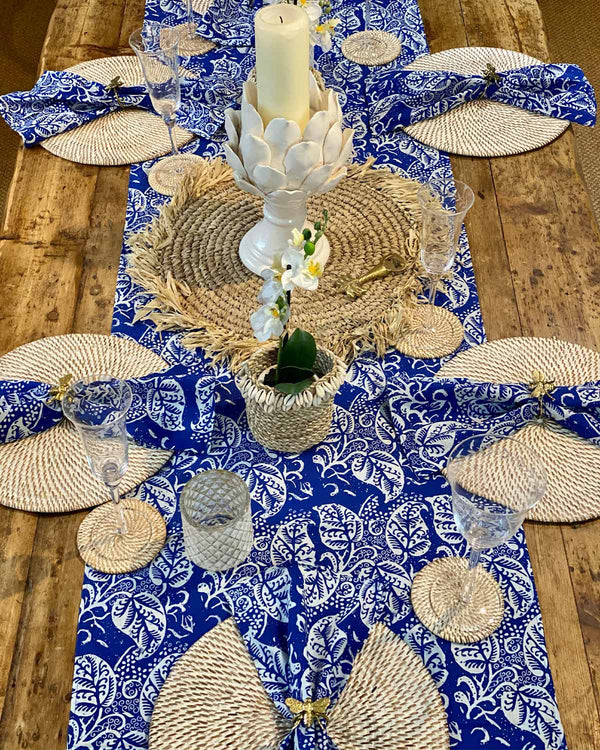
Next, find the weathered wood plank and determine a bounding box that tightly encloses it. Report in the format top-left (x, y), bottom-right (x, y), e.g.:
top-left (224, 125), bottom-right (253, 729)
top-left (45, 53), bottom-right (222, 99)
top-left (0, 0), bottom-right (133, 745)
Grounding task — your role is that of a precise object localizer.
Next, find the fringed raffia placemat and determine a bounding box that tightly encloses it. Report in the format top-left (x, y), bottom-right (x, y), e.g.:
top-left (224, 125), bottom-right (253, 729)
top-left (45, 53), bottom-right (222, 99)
top-left (0, 334), bottom-right (172, 513)
top-left (149, 619), bottom-right (449, 750)
top-left (128, 158), bottom-right (423, 369)
top-left (438, 336), bottom-right (600, 523)
top-left (42, 57), bottom-right (195, 166)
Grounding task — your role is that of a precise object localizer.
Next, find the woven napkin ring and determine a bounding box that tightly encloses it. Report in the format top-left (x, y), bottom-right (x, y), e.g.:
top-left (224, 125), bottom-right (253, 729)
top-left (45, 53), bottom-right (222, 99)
top-left (285, 697), bottom-right (331, 730)
top-left (47, 373), bottom-right (73, 404)
top-left (528, 369), bottom-right (556, 417)
top-left (106, 76), bottom-right (125, 109)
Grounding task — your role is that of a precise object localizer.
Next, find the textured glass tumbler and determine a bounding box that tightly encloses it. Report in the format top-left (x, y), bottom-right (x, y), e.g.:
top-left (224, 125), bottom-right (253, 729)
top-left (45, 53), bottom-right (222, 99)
top-left (181, 470), bottom-right (254, 571)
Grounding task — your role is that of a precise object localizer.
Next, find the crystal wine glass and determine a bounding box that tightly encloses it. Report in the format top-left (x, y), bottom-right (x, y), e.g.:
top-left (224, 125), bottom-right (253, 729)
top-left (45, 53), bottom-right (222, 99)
top-left (341, 0), bottom-right (401, 67)
top-left (398, 180), bottom-right (474, 359)
top-left (64, 375), bottom-right (166, 572)
top-left (411, 434), bottom-right (546, 642)
top-left (129, 26), bottom-right (197, 196)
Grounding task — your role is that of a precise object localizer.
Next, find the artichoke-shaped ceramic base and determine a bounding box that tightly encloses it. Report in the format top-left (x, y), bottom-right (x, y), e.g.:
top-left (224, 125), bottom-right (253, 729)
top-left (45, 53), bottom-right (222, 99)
top-left (224, 74), bottom-right (354, 275)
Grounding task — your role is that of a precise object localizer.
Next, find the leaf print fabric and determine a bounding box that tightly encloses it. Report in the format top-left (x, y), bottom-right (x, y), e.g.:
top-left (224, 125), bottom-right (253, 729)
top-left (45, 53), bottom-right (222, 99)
top-left (67, 0), bottom-right (566, 748)
top-left (367, 63), bottom-right (597, 136)
top-left (0, 364), bottom-right (215, 453)
top-left (0, 59), bottom-right (241, 146)
top-left (387, 374), bottom-right (600, 481)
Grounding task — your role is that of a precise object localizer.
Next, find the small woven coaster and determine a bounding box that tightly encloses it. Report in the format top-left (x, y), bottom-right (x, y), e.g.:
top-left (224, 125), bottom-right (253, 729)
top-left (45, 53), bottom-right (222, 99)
top-left (395, 304), bottom-right (463, 358)
top-left (128, 159), bottom-right (424, 369)
top-left (150, 618), bottom-right (449, 750)
top-left (169, 23), bottom-right (216, 57)
top-left (403, 47), bottom-right (569, 157)
top-left (148, 154), bottom-right (207, 196)
top-left (0, 334), bottom-right (172, 513)
top-left (411, 557), bottom-right (504, 643)
top-left (341, 30), bottom-right (402, 66)
top-left (77, 498), bottom-right (166, 573)
top-left (41, 57), bottom-right (195, 166)
top-left (438, 336), bottom-right (600, 523)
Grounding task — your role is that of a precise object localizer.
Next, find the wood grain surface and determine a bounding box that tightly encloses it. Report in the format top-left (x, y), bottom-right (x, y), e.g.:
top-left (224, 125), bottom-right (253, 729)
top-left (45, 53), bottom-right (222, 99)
top-left (0, 0), bottom-right (598, 747)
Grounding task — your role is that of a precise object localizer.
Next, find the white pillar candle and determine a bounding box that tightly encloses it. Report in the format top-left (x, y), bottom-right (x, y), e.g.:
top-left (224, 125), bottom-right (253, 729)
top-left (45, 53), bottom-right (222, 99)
top-left (255, 4), bottom-right (310, 132)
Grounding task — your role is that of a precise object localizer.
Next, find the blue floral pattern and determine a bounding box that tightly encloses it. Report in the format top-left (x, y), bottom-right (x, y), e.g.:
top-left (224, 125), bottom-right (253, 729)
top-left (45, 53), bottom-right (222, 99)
top-left (367, 63), bottom-right (596, 134)
top-left (0, 365), bottom-right (215, 452)
top-left (66, 0), bottom-right (567, 748)
top-left (387, 375), bottom-right (600, 481)
top-left (0, 65), bottom-right (240, 146)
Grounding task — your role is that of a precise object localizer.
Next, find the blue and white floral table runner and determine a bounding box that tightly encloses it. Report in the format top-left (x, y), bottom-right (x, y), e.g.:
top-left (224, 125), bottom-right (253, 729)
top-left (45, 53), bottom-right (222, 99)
top-left (67, 1), bottom-right (567, 748)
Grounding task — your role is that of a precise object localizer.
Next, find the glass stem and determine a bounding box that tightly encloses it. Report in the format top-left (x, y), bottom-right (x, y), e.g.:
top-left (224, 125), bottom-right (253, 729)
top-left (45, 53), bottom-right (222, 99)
top-left (186, 0), bottom-right (195, 36)
top-left (109, 484), bottom-right (128, 535)
top-left (165, 117), bottom-right (180, 157)
top-left (425, 274), bottom-right (440, 330)
top-left (365, 0), bottom-right (371, 30)
top-left (459, 547), bottom-right (481, 605)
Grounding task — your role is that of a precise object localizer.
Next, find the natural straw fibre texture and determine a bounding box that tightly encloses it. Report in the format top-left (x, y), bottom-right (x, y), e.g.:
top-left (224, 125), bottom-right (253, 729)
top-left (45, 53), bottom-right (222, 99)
top-left (149, 619), bottom-right (449, 750)
top-left (438, 336), bottom-right (600, 523)
top-left (236, 344), bottom-right (347, 453)
top-left (41, 57), bottom-right (195, 166)
top-left (128, 158), bottom-right (423, 369)
top-left (0, 334), bottom-right (172, 513)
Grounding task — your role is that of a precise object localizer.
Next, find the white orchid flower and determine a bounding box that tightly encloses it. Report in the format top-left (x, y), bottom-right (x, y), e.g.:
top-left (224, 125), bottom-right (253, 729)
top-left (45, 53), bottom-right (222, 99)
top-left (314, 17), bottom-right (340, 51)
top-left (258, 273), bottom-right (284, 305)
top-left (250, 301), bottom-right (289, 342)
top-left (280, 245), bottom-right (306, 291)
top-left (287, 256), bottom-right (323, 291)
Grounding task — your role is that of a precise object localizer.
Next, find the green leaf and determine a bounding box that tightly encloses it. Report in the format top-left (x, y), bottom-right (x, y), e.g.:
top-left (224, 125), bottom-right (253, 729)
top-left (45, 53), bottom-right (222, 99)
top-left (275, 378), bottom-right (315, 395)
top-left (277, 366), bottom-right (315, 384)
top-left (278, 328), bottom-right (317, 372)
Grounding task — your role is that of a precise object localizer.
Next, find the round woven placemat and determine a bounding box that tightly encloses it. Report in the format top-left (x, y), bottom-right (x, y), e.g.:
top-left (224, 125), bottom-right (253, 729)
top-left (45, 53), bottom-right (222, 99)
top-left (0, 334), bottom-right (172, 513)
top-left (149, 618), bottom-right (290, 750)
top-left (396, 304), bottom-right (463, 358)
top-left (341, 30), bottom-right (402, 67)
top-left (403, 47), bottom-right (569, 157)
top-left (411, 557), bottom-right (504, 643)
top-left (438, 336), bottom-right (600, 523)
top-left (129, 159), bottom-right (423, 368)
top-left (77, 498), bottom-right (166, 573)
top-left (150, 618), bottom-right (449, 750)
top-left (41, 57), bottom-right (195, 166)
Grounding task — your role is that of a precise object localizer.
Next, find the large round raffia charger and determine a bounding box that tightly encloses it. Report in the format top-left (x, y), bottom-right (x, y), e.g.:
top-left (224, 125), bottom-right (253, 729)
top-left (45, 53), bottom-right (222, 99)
top-left (41, 57), bottom-right (196, 166)
top-left (149, 619), bottom-right (449, 750)
top-left (127, 158), bottom-right (424, 368)
top-left (0, 334), bottom-right (172, 513)
top-left (403, 47), bottom-right (569, 157)
top-left (438, 337), bottom-right (600, 523)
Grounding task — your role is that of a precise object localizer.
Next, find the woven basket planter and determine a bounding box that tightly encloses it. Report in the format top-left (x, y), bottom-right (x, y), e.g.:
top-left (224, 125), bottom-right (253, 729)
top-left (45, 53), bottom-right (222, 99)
top-left (236, 344), bottom-right (347, 453)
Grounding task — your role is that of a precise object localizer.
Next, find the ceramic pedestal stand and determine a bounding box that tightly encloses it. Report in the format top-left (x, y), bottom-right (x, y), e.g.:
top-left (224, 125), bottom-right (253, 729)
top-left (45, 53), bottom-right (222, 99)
top-left (224, 74), bottom-right (354, 276)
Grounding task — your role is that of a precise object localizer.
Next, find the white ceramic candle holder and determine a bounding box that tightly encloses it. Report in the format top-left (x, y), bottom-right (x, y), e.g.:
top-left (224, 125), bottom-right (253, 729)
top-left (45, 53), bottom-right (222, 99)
top-left (224, 74), bottom-right (354, 276)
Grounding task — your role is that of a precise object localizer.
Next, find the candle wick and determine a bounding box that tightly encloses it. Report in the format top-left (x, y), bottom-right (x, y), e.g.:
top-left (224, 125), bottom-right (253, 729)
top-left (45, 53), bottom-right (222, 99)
top-left (280, 14), bottom-right (283, 21)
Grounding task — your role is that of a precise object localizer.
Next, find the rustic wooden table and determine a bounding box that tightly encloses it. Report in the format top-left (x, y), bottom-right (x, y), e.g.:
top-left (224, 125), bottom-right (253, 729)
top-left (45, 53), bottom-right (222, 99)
top-left (0, 0), bottom-right (598, 747)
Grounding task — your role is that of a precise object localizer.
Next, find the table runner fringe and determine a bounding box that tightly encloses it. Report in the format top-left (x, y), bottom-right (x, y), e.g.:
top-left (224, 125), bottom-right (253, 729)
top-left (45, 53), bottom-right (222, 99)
top-left (127, 160), bottom-right (422, 370)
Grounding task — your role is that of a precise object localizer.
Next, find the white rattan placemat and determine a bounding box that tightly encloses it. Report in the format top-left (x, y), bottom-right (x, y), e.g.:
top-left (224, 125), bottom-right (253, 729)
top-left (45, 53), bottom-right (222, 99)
top-left (149, 619), bottom-right (449, 750)
top-left (403, 47), bottom-right (569, 157)
top-left (41, 57), bottom-right (195, 166)
top-left (0, 334), bottom-right (172, 513)
top-left (438, 337), bottom-right (600, 523)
